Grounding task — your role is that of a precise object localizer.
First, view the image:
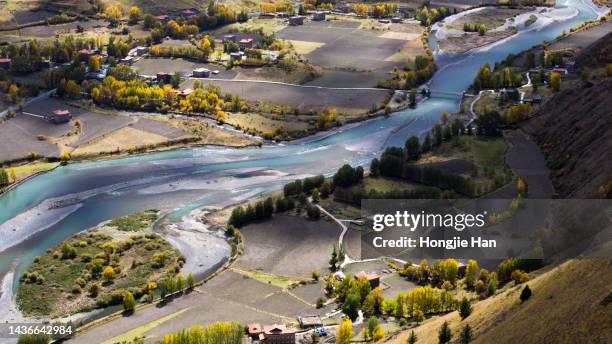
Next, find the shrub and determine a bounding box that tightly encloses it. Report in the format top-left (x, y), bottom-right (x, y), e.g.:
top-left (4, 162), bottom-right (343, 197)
top-left (89, 282), bottom-right (100, 297)
top-left (123, 291), bottom-right (136, 313)
top-left (520, 285), bottom-right (532, 303)
top-left (316, 297), bottom-right (326, 308)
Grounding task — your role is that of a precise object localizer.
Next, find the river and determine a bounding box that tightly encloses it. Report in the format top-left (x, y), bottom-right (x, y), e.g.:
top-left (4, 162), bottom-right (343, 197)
top-left (0, 0), bottom-right (605, 304)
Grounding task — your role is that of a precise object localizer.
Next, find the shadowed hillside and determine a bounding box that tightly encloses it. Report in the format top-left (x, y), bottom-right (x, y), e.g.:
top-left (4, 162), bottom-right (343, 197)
top-left (521, 33), bottom-right (612, 199)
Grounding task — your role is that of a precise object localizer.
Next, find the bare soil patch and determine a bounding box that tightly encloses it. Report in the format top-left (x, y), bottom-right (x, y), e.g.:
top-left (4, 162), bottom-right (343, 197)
top-left (236, 214), bottom-right (341, 277)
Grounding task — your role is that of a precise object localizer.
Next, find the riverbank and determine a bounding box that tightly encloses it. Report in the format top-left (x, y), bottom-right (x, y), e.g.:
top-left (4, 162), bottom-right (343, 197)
top-left (433, 5), bottom-right (582, 54)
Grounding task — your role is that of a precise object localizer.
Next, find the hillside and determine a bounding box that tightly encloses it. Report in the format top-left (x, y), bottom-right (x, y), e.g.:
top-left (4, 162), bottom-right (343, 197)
top-left (385, 241), bottom-right (612, 344)
top-left (520, 33), bottom-right (612, 199)
top-left (523, 33), bottom-right (612, 198)
top-left (574, 31), bottom-right (612, 68)
top-left (521, 79), bottom-right (612, 198)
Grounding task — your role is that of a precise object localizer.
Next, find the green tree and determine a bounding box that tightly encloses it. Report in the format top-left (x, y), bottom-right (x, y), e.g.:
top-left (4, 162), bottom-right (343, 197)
top-left (459, 298), bottom-right (472, 319)
top-left (465, 259), bottom-right (479, 289)
top-left (342, 290), bottom-right (361, 320)
top-left (89, 282), bottom-right (100, 297)
top-left (460, 324), bottom-right (472, 344)
top-left (312, 188), bottom-right (320, 202)
top-left (409, 88), bottom-right (417, 106)
top-left (367, 316), bottom-right (378, 341)
top-left (123, 291), bottom-right (136, 313)
top-left (176, 273), bottom-right (185, 291)
top-left (404, 136), bottom-right (421, 161)
top-left (170, 72), bottom-right (182, 88)
top-left (520, 285), bottom-right (532, 302)
top-left (0, 168), bottom-right (9, 187)
top-left (438, 321), bottom-right (452, 344)
top-left (486, 272), bottom-right (498, 296)
top-left (421, 133), bottom-right (432, 153)
top-left (408, 330), bottom-right (418, 344)
top-left (143, 14), bottom-right (156, 29)
top-left (433, 124), bottom-right (443, 146)
top-left (187, 272), bottom-right (195, 289)
top-left (475, 111), bottom-right (501, 136)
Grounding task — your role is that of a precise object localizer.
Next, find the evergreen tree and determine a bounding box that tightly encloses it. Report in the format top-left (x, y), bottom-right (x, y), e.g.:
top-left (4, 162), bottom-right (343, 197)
top-left (0, 168), bottom-right (9, 187)
top-left (176, 273), bottom-right (185, 291)
top-left (407, 330), bottom-right (417, 344)
top-left (187, 272), bottom-right (195, 289)
top-left (421, 133), bottom-right (432, 154)
top-left (459, 324), bottom-right (472, 344)
top-left (520, 285), bottom-right (532, 303)
top-left (438, 321), bottom-right (452, 344)
top-left (459, 298), bottom-right (472, 319)
top-left (342, 290), bottom-right (361, 320)
top-left (404, 136), bottom-right (421, 161)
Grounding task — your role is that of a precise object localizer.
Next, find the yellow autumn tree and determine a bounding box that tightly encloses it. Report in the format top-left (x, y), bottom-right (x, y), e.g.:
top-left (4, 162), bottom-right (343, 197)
top-left (88, 55), bottom-right (101, 72)
top-left (352, 3), bottom-right (369, 16)
top-left (260, 3), bottom-right (277, 13)
top-left (128, 6), bottom-right (141, 24)
top-left (105, 4), bottom-right (123, 26)
top-left (336, 317), bottom-right (353, 344)
top-left (8, 84), bottom-right (19, 103)
top-left (549, 71), bottom-right (561, 91)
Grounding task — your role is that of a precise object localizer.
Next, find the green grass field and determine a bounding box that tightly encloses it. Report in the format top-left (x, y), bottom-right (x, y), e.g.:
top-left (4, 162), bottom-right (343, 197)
top-left (428, 135), bottom-right (512, 194)
top-left (16, 210), bottom-right (183, 317)
top-left (108, 209), bottom-right (159, 231)
top-left (230, 268), bottom-right (309, 289)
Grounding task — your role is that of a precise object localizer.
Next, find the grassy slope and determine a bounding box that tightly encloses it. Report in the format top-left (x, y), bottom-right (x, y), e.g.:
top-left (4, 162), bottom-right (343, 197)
top-left (386, 242), bottom-right (612, 344)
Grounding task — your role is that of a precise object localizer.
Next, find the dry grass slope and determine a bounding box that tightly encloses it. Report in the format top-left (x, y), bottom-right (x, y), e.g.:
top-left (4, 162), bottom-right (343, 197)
top-left (386, 242), bottom-right (612, 344)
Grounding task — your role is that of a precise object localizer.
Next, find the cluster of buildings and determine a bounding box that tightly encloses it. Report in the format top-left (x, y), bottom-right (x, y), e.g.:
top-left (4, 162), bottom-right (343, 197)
top-left (288, 11), bottom-right (326, 26)
top-left (119, 46), bottom-right (148, 65)
top-left (248, 323), bottom-right (298, 344)
top-left (154, 8), bottom-right (201, 23)
top-left (221, 33), bottom-right (279, 62)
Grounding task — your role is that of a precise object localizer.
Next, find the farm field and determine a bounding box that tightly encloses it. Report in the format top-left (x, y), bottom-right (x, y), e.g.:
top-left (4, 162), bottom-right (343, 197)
top-left (0, 97), bottom-right (256, 163)
top-left (277, 20), bottom-right (425, 88)
top-left (132, 58), bottom-right (236, 79)
top-left (180, 78), bottom-right (390, 114)
top-left (549, 20), bottom-right (612, 50)
top-left (236, 214), bottom-right (341, 277)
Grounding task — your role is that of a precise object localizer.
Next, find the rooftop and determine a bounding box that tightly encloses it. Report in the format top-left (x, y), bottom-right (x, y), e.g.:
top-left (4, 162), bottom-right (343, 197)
top-left (248, 323), bottom-right (263, 334)
top-left (53, 110), bottom-right (71, 116)
top-left (263, 324), bottom-right (297, 335)
top-left (354, 271), bottom-right (380, 281)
